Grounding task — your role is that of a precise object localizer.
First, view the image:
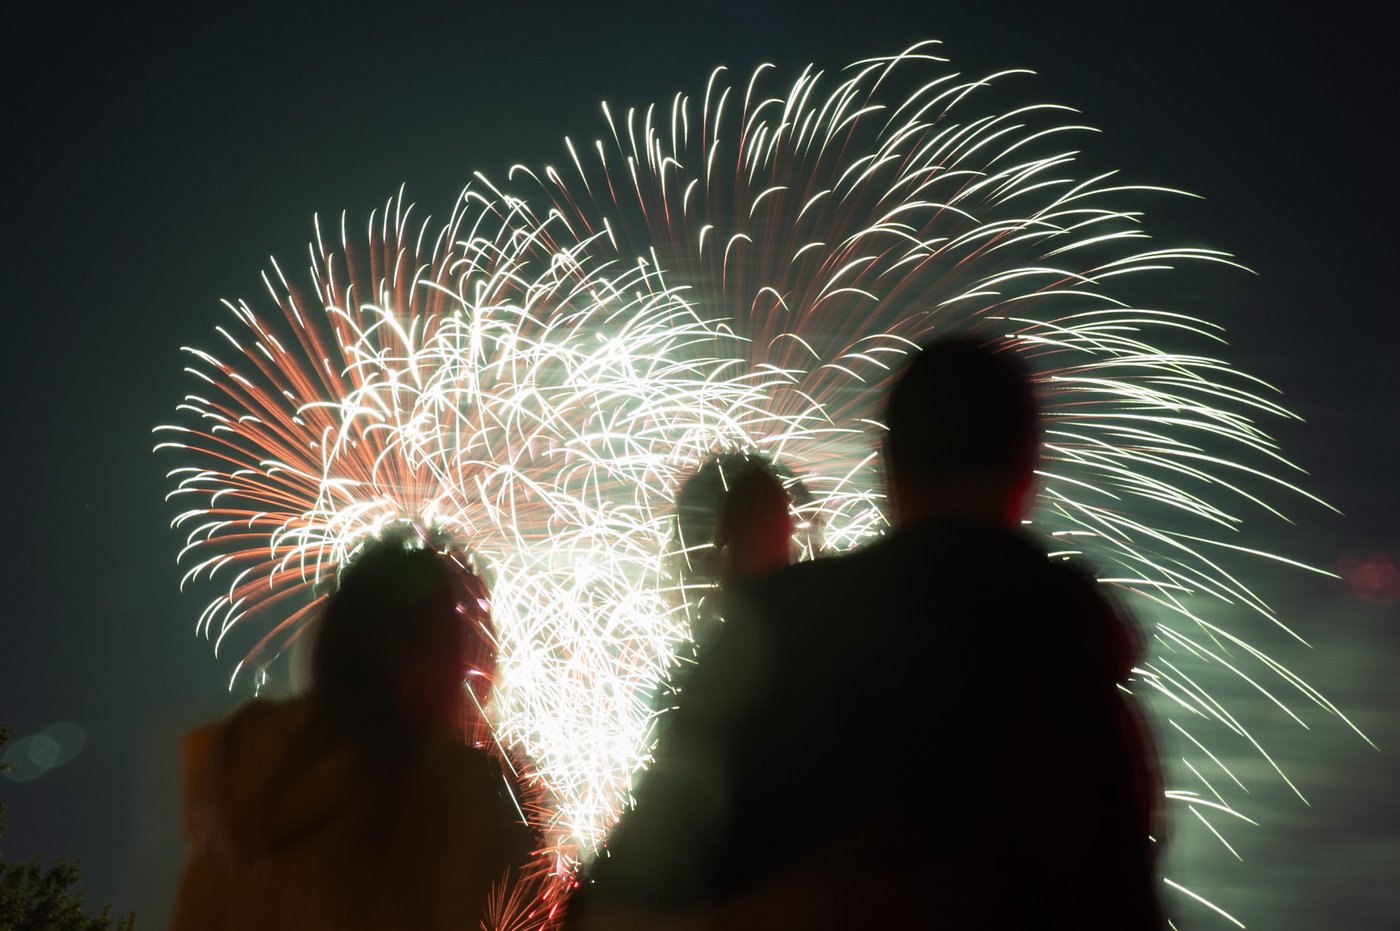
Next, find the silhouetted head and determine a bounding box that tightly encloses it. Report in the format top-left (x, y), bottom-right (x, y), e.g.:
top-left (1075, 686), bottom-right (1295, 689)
top-left (714, 463), bottom-right (795, 586)
top-left (883, 338), bottom-right (1039, 528)
top-left (669, 454), bottom-right (803, 647)
top-left (311, 531), bottom-right (495, 736)
top-left (674, 453), bottom-right (813, 581)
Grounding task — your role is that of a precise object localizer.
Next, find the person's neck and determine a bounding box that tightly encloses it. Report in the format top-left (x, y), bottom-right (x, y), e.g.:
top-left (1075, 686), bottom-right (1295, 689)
top-left (891, 482), bottom-right (1021, 532)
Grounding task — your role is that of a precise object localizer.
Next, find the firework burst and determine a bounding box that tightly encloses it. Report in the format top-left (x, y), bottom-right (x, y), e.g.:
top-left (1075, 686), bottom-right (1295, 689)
top-left (161, 40), bottom-right (1361, 927)
top-left (156, 191), bottom-right (791, 876)
top-left (496, 38), bottom-right (1364, 916)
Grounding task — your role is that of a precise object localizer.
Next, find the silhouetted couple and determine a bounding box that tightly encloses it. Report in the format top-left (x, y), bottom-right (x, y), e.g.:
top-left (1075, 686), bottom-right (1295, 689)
top-left (567, 338), bottom-right (1166, 929)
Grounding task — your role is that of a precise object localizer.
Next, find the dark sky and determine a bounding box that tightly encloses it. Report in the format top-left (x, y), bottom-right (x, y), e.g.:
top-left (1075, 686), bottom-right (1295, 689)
top-left (3, 2), bottom-right (1395, 928)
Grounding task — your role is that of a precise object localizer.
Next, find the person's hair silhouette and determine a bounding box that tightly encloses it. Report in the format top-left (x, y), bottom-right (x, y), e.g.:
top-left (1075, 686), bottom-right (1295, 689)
top-left (713, 460), bottom-right (794, 587)
top-left (311, 531), bottom-right (496, 744)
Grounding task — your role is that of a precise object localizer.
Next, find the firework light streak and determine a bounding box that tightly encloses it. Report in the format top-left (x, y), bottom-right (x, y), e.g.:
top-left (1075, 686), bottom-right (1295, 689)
top-left (504, 39), bottom-right (1369, 894)
top-left (156, 193), bottom-right (795, 885)
top-left (161, 41), bottom-right (1364, 925)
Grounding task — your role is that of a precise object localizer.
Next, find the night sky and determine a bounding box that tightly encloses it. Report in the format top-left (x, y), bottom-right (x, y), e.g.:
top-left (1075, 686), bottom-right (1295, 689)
top-left (4, 2), bottom-right (1395, 927)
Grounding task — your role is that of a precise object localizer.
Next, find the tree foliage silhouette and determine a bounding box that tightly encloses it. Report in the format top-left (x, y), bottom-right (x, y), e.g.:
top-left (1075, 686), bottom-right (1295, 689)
top-left (1, 725), bottom-right (136, 931)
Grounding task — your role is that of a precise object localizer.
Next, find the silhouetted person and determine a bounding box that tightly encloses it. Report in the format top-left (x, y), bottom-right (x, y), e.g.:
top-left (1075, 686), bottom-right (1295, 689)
top-left (565, 338), bottom-right (1164, 929)
top-left (647, 455), bottom-right (799, 776)
top-left (669, 453), bottom-right (806, 651)
top-left (173, 531), bottom-right (534, 930)
top-left (713, 463), bottom-right (795, 589)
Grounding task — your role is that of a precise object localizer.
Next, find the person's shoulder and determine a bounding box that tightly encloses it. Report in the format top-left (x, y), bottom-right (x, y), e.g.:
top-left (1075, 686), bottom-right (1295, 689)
top-left (410, 740), bottom-right (537, 864)
top-left (403, 740), bottom-right (509, 832)
top-left (421, 738), bottom-right (533, 826)
top-left (214, 694), bottom-right (310, 733)
top-left (417, 730), bottom-right (499, 782)
top-left (751, 535), bottom-right (890, 593)
top-left (1031, 551), bottom-right (1146, 680)
top-left (178, 696), bottom-right (322, 848)
top-left (182, 697), bottom-right (307, 769)
top-left (1030, 545), bottom-right (1125, 616)
top-left (726, 549), bottom-right (863, 636)
top-left (237, 697), bottom-right (318, 762)
top-left (731, 524), bottom-right (969, 616)
top-left (803, 520), bottom-right (1027, 592)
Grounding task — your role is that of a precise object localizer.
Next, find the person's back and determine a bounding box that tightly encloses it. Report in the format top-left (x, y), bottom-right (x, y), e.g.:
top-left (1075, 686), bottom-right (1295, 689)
top-left (173, 697), bottom-right (525, 930)
top-left (173, 531), bottom-right (534, 930)
top-left (709, 519), bottom-right (1157, 926)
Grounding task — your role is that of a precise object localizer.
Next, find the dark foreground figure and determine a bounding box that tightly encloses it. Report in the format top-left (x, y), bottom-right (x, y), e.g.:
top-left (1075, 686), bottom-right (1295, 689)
top-left (567, 339), bottom-right (1164, 929)
top-left (173, 534), bottom-right (533, 930)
